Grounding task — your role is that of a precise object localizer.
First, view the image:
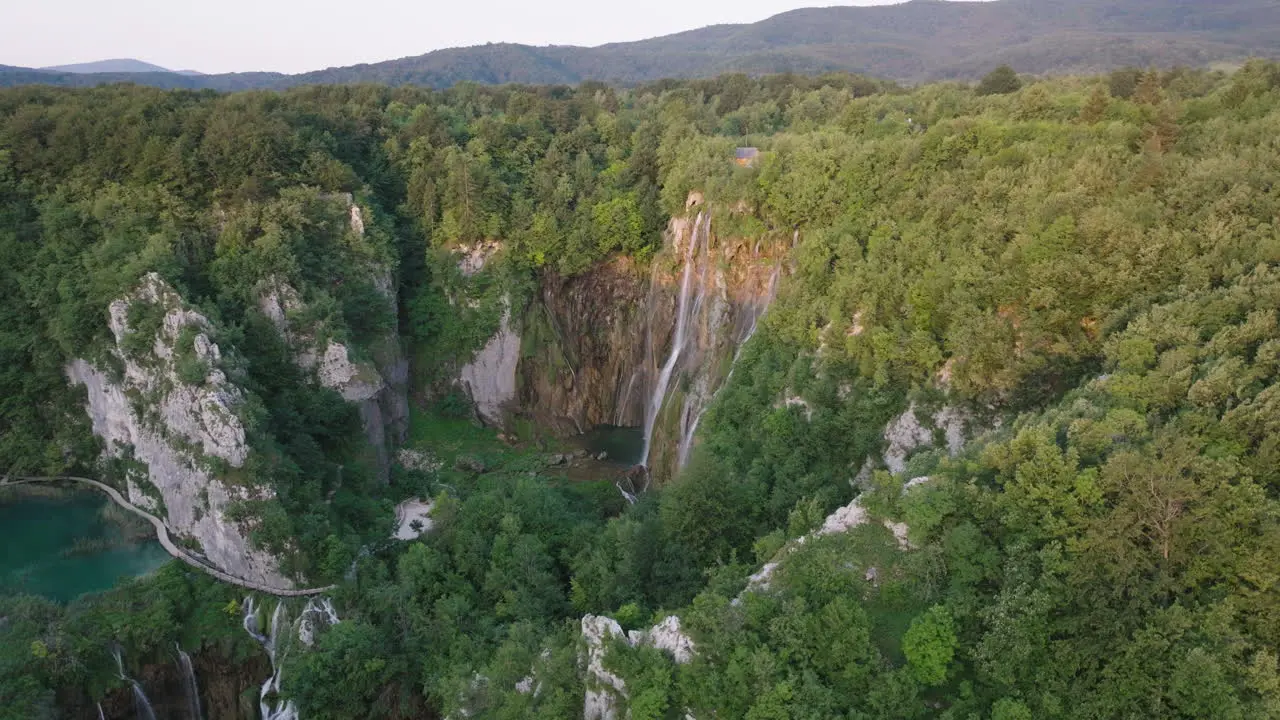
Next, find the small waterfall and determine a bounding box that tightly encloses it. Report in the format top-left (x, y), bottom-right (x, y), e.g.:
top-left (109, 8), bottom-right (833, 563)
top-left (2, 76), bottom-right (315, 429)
top-left (175, 644), bottom-right (203, 720)
top-left (98, 702), bottom-right (106, 720)
top-left (641, 212), bottom-right (705, 467)
top-left (111, 647), bottom-right (157, 720)
top-left (131, 683), bottom-right (157, 720)
top-left (297, 597), bottom-right (341, 647)
top-left (243, 595), bottom-right (341, 720)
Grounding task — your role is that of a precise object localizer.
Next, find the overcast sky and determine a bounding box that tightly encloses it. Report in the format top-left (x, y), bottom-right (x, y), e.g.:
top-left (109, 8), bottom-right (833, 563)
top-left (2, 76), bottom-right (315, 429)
top-left (4, 0), bottom-right (922, 75)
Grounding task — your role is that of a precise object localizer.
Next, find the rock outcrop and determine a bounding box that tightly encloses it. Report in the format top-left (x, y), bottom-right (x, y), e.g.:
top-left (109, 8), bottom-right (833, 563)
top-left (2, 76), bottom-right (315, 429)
top-left (459, 308), bottom-right (521, 427)
top-left (882, 402), bottom-right (970, 475)
top-left (67, 273), bottom-right (291, 587)
top-left (581, 614), bottom-right (696, 720)
top-left (254, 197), bottom-right (408, 482)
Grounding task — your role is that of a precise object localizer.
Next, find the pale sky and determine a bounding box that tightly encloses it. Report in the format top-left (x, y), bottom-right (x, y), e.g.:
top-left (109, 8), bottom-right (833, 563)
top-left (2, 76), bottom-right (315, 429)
top-left (4, 0), bottom-right (921, 75)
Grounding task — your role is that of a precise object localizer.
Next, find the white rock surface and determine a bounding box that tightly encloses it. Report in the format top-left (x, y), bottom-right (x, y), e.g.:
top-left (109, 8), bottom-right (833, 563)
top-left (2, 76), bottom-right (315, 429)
top-left (459, 307), bottom-right (520, 426)
top-left (630, 615), bottom-right (696, 664)
top-left (258, 280), bottom-right (302, 335)
top-left (67, 274), bottom-right (290, 587)
top-left (816, 499), bottom-right (870, 537)
top-left (882, 403), bottom-right (969, 474)
top-left (582, 615), bottom-right (629, 720)
top-left (882, 404), bottom-right (935, 475)
top-left (393, 498), bottom-right (434, 540)
top-left (349, 203), bottom-right (365, 236)
top-left (317, 341), bottom-right (384, 402)
top-left (456, 240), bottom-right (504, 276)
top-left (581, 614), bottom-right (696, 720)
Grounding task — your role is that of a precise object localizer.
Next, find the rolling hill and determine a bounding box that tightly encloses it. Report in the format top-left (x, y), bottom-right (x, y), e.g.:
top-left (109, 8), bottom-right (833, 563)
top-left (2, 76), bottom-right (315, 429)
top-left (42, 58), bottom-right (177, 74)
top-left (4, 0), bottom-right (1278, 90)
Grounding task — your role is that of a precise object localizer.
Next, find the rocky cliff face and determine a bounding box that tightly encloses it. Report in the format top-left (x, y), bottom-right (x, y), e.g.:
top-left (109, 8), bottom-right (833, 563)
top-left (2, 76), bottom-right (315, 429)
top-left (517, 257), bottom-right (654, 435)
top-left (581, 614), bottom-right (696, 720)
top-left (464, 205), bottom-right (788, 483)
top-left (66, 273), bottom-right (292, 587)
top-left (257, 200), bottom-right (409, 482)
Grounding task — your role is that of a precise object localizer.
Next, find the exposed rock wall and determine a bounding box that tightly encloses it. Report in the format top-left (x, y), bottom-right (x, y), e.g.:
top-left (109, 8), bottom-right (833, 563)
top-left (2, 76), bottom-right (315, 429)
top-left (460, 307), bottom-right (521, 427)
top-left (581, 614), bottom-right (696, 720)
top-left (255, 198), bottom-right (408, 482)
top-left (67, 274), bottom-right (291, 587)
top-left (881, 402), bottom-right (970, 475)
top-left (518, 258), bottom-right (655, 435)
top-left (471, 208), bottom-right (788, 484)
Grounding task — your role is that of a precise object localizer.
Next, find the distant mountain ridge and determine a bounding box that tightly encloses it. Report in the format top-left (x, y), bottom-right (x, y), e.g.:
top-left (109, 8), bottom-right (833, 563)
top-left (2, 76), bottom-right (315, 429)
top-left (43, 58), bottom-right (177, 74)
top-left (5, 0), bottom-right (1278, 91)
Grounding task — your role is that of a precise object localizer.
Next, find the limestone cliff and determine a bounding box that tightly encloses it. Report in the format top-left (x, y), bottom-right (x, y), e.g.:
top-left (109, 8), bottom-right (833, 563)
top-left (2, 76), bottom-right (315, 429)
top-left (452, 241), bottom-right (523, 427)
top-left (517, 257), bottom-right (654, 435)
top-left (256, 199), bottom-right (408, 482)
top-left (581, 614), bottom-right (696, 720)
top-left (462, 205), bottom-right (788, 483)
top-left (66, 273), bottom-right (291, 587)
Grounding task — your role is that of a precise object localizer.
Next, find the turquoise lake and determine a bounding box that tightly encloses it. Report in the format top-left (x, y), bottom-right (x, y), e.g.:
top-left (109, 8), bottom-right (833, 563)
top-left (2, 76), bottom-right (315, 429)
top-left (0, 489), bottom-right (170, 602)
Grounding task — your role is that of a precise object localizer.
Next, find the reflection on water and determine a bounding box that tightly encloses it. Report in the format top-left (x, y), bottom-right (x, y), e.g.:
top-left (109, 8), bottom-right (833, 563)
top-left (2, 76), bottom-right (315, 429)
top-left (575, 425), bottom-right (645, 466)
top-left (0, 490), bottom-right (169, 602)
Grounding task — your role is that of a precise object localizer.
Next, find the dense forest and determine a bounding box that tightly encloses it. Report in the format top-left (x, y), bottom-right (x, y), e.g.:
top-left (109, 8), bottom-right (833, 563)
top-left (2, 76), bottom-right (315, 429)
top-left (3, 58), bottom-right (1280, 720)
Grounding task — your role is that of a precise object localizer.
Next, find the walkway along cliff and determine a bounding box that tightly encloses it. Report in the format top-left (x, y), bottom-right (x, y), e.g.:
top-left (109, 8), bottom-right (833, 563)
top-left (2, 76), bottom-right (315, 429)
top-left (0, 476), bottom-right (334, 596)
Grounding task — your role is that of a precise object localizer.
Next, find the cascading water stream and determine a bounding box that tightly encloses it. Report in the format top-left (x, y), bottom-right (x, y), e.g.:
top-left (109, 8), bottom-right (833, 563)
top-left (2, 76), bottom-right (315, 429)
top-left (112, 647), bottom-right (157, 720)
top-left (675, 258), bottom-right (783, 468)
top-left (641, 212), bottom-right (705, 468)
top-left (176, 643), bottom-right (204, 720)
top-left (242, 595), bottom-right (341, 720)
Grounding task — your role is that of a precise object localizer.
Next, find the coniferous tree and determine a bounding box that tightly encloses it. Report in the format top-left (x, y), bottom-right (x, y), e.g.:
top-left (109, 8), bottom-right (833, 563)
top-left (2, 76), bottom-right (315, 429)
top-left (1080, 84), bottom-right (1110, 123)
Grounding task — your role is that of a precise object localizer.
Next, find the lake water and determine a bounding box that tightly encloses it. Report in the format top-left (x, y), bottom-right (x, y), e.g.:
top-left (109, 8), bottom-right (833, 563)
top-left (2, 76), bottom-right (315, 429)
top-left (0, 489), bottom-right (170, 602)
top-left (575, 425), bottom-right (645, 466)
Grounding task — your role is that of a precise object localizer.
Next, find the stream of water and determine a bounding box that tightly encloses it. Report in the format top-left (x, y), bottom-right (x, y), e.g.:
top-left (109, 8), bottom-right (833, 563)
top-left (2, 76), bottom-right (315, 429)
top-left (641, 212), bottom-right (705, 467)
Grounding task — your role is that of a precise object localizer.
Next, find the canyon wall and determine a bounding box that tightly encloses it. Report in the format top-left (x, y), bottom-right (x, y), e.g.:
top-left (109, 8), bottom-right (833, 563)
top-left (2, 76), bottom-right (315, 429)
top-left (257, 199), bottom-right (409, 483)
top-left (67, 273), bottom-right (292, 587)
top-left (482, 206), bottom-right (788, 482)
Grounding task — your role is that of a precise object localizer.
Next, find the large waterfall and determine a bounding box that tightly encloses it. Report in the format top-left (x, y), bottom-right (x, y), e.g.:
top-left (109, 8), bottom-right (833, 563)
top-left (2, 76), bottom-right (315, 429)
top-left (640, 212), bottom-right (706, 470)
top-left (630, 211), bottom-right (785, 481)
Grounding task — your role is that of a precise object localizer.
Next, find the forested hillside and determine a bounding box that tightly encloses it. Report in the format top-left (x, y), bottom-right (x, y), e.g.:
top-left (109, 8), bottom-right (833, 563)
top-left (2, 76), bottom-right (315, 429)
top-left (3, 0), bottom-right (1278, 90)
top-left (3, 60), bottom-right (1280, 719)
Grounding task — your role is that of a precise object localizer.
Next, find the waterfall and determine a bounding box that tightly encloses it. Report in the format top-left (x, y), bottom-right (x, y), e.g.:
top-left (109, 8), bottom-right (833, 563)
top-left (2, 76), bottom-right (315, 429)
top-left (98, 702), bottom-right (106, 720)
top-left (297, 597), bottom-right (341, 647)
top-left (111, 647), bottom-right (157, 720)
top-left (242, 595), bottom-right (341, 720)
top-left (675, 258), bottom-right (782, 468)
top-left (131, 683), bottom-right (157, 720)
top-left (175, 644), bottom-right (203, 720)
top-left (627, 211), bottom-right (787, 480)
top-left (641, 212), bottom-right (705, 467)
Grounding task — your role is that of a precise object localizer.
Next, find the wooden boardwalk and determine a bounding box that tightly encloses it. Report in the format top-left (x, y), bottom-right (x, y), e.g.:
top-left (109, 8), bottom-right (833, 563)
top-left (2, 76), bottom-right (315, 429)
top-left (1, 475), bottom-right (334, 597)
